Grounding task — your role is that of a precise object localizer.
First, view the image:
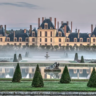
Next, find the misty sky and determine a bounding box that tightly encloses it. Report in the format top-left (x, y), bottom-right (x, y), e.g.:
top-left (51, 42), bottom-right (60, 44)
top-left (0, 0), bottom-right (96, 33)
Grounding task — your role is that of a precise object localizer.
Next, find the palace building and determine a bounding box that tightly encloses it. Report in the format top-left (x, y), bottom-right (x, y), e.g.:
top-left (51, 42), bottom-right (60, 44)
top-left (0, 17), bottom-right (95, 47)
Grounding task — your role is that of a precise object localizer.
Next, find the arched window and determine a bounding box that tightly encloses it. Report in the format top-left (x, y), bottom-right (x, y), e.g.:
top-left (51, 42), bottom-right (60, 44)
top-left (7, 38), bottom-right (10, 42)
top-left (14, 38), bottom-right (17, 42)
top-left (19, 38), bottom-right (22, 42)
top-left (67, 39), bottom-right (69, 42)
top-left (32, 33), bottom-right (35, 37)
top-left (45, 31), bottom-right (47, 37)
top-left (80, 39), bottom-right (83, 42)
top-left (93, 39), bottom-right (95, 42)
top-left (87, 38), bottom-right (90, 42)
top-left (40, 38), bottom-right (41, 42)
top-left (74, 38), bottom-right (77, 42)
top-left (58, 33), bottom-right (62, 37)
top-left (59, 38), bottom-right (61, 42)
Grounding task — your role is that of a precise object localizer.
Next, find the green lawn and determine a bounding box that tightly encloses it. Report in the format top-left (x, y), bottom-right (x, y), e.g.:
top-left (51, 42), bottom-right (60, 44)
top-left (0, 81), bottom-right (96, 91)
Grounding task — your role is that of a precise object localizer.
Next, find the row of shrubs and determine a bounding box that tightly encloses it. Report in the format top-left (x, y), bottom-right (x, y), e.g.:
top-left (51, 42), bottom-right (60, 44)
top-left (12, 63), bottom-right (95, 87)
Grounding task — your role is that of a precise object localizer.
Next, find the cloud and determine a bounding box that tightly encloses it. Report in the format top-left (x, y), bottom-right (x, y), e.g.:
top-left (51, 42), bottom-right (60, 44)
top-left (0, 2), bottom-right (41, 9)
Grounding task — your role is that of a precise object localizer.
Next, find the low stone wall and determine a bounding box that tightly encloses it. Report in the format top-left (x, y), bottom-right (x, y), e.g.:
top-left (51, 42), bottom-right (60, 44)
top-left (0, 91), bottom-right (96, 96)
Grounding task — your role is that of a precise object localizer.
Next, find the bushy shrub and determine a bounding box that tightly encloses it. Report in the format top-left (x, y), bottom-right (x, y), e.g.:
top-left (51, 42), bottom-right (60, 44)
top-left (12, 63), bottom-right (22, 82)
top-left (60, 65), bottom-right (71, 83)
top-left (80, 56), bottom-right (84, 63)
top-left (87, 67), bottom-right (96, 87)
top-left (13, 54), bottom-right (18, 62)
top-left (74, 53), bottom-right (78, 61)
top-left (32, 64), bottom-right (44, 87)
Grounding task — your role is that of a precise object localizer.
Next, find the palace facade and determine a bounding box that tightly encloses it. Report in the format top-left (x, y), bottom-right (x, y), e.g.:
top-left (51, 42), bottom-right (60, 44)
top-left (0, 17), bottom-right (96, 47)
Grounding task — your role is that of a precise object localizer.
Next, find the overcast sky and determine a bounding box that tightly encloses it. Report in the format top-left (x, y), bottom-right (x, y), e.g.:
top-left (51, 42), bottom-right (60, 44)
top-left (0, 0), bottom-right (96, 33)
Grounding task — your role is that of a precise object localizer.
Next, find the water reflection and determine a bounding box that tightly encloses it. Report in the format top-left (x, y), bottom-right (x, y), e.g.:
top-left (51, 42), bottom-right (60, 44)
top-left (0, 66), bottom-right (91, 79)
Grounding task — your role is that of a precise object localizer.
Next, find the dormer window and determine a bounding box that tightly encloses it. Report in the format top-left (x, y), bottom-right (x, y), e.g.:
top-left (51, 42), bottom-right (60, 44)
top-left (67, 38), bottom-right (69, 42)
top-left (93, 38), bottom-right (95, 42)
top-left (7, 37), bottom-right (10, 42)
top-left (44, 23), bottom-right (48, 29)
top-left (58, 32), bottom-right (62, 37)
top-left (87, 38), bottom-right (90, 42)
top-left (93, 35), bottom-right (95, 37)
top-left (74, 38), bottom-right (77, 42)
top-left (0, 38), bottom-right (2, 42)
top-left (80, 38), bottom-right (83, 42)
top-left (32, 32), bottom-right (35, 37)
top-left (19, 37), bottom-right (22, 42)
top-left (26, 38), bottom-right (28, 42)
top-left (14, 37), bottom-right (17, 42)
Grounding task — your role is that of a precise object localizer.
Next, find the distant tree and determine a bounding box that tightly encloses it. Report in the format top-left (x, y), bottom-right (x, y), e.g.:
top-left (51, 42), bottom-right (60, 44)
top-left (18, 54), bottom-right (22, 61)
top-left (25, 52), bottom-right (28, 57)
top-left (12, 63), bottom-right (22, 82)
top-left (32, 64), bottom-right (44, 87)
top-left (87, 67), bottom-right (96, 87)
top-left (74, 53), bottom-right (78, 61)
top-left (60, 65), bottom-right (71, 83)
top-left (13, 54), bottom-right (18, 62)
top-left (80, 56), bottom-right (84, 63)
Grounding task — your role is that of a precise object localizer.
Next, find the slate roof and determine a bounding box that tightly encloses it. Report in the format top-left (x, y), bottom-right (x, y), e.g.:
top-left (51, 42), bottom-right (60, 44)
top-left (68, 33), bottom-right (89, 42)
top-left (29, 28), bottom-right (37, 37)
top-left (91, 27), bottom-right (96, 36)
top-left (0, 27), bottom-right (5, 36)
top-left (38, 19), bottom-right (55, 29)
top-left (56, 28), bottom-right (65, 37)
top-left (60, 23), bottom-right (71, 33)
top-left (8, 30), bottom-right (28, 41)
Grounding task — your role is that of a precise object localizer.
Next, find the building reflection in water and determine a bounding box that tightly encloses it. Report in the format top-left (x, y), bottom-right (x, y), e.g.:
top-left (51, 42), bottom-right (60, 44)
top-left (0, 66), bottom-right (91, 79)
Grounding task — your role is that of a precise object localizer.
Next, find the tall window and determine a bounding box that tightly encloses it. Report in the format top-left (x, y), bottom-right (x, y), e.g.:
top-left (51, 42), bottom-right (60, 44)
top-left (19, 38), bottom-right (22, 42)
top-left (67, 39), bottom-right (69, 42)
top-left (45, 31), bottom-right (47, 37)
top-left (40, 31), bottom-right (42, 37)
top-left (93, 39), bottom-right (95, 42)
top-left (45, 38), bottom-right (47, 42)
top-left (40, 38), bottom-right (41, 42)
top-left (32, 38), bottom-right (35, 42)
top-left (50, 38), bottom-right (52, 42)
top-left (14, 38), bottom-right (17, 42)
top-left (87, 39), bottom-right (90, 42)
top-left (7, 38), bottom-right (10, 42)
top-left (50, 31), bottom-right (52, 37)
top-left (0, 38), bottom-right (2, 42)
top-left (59, 38), bottom-right (61, 42)
top-left (26, 38), bottom-right (28, 42)
top-left (80, 39), bottom-right (83, 42)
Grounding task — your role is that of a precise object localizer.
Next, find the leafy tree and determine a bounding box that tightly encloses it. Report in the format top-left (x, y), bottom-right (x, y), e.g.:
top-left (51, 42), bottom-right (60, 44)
top-left (18, 54), bottom-right (22, 61)
top-left (32, 64), bottom-right (44, 87)
top-left (74, 53), bottom-right (78, 61)
top-left (13, 54), bottom-right (18, 62)
top-left (12, 63), bottom-right (22, 82)
top-left (80, 56), bottom-right (84, 63)
top-left (87, 67), bottom-right (96, 87)
top-left (60, 65), bottom-right (71, 83)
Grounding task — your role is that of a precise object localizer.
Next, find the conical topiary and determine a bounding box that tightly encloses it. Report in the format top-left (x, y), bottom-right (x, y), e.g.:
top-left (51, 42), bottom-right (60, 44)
top-left (80, 56), bottom-right (84, 63)
top-left (18, 54), bottom-right (22, 61)
top-left (74, 53), bottom-right (78, 61)
top-left (32, 64), bottom-right (44, 87)
top-left (12, 63), bottom-right (22, 82)
top-left (13, 54), bottom-right (18, 62)
top-left (87, 67), bottom-right (96, 87)
top-left (60, 65), bottom-right (71, 83)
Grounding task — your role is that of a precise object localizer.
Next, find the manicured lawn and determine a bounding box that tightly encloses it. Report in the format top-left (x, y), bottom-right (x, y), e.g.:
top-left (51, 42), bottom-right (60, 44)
top-left (0, 81), bottom-right (96, 91)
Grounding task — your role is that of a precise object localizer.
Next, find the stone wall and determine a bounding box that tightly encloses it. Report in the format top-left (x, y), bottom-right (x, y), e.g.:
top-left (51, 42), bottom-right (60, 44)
top-left (0, 91), bottom-right (96, 96)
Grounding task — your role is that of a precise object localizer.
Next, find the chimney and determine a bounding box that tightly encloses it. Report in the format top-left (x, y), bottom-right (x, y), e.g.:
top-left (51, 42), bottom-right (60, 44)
top-left (78, 29), bottom-right (80, 38)
top-left (30, 25), bottom-right (32, 34)
top-left (38, 18), bottom-right (40, 28)
top-left (54, 18), bottom-right (56, 29)
top-left (24, 29), bottom-right (26, 33)
top-left (61, 21), bottom-right (63, 25)
top-left (57, 21), bottom-right (59, 29)
top-left (42, 17), bottom-right (44, 22)
top-left (64, 25), bottom-right (67, 36)
top-left (50, 17), bottom-right (52, 22)
top-left (4, 25), bottom-right (6, 36)
top-left (91, 24), bottom-right (93, 33)
top-left (67, 21), bottom-right (69, 25)
top-left (71, 21), bottom-right (72, 33)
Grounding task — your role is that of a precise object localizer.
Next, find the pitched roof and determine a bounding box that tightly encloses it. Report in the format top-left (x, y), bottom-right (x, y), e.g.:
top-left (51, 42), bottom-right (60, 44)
top-left (8, 30), bottom-right (28, 41)
top-left (38, 19), bottom-right (55, 29)
top-left (68, 33), bottom-right (89, 42)
top-left (91, 27), bottom-right (96, 36)
top-left (0, 27), bottom-right (5, 36)
top-left (56, 28), bottom-right (65, 37)
top-left (29, 28), bottom-right (37, 37)
top-left (60, 23), bottom-right (71, 33)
